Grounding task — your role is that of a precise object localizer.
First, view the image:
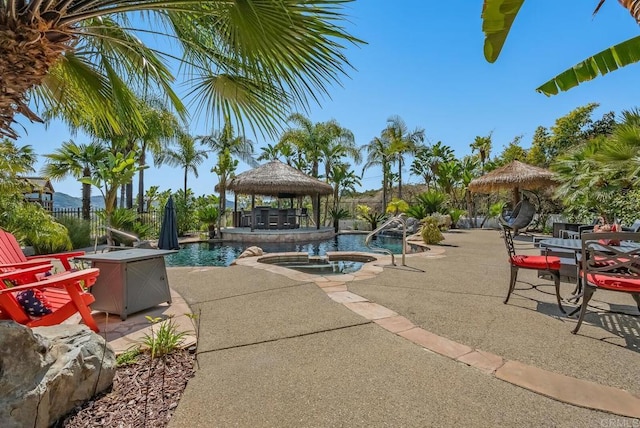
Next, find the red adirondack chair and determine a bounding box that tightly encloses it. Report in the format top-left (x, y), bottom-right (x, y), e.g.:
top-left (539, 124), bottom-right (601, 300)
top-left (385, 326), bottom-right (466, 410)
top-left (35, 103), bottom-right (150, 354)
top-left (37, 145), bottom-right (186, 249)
top-left (0, 266), bottom-right (101, 332)
top-left (0, 228), bottom-right (85, 272)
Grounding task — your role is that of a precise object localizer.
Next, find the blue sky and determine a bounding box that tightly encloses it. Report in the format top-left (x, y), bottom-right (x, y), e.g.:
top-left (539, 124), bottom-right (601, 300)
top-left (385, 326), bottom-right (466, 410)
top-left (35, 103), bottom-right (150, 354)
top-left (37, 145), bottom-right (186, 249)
top-left (15, 0), bottom-right (640, 198)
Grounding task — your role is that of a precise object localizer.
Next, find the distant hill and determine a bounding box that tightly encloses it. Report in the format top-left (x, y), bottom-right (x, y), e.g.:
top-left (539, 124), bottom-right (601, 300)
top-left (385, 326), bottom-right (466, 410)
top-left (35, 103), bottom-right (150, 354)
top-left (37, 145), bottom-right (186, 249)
top-left (53, 193), bottom-right (105, 209)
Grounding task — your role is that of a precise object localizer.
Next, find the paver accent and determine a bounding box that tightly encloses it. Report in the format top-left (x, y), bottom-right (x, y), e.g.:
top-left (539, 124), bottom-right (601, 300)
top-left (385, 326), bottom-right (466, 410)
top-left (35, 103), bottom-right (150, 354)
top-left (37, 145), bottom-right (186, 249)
top-left (399, 327), bottom-right (473, 359)
top-left (327, 291), bottom-right (368, 304)
top-left (320, 285), bottom-right (348, 293)
top-left (457, 350), bottom-right (505, 374)
top-left (496, 360), bottom-right (640, 418)
top-left (343, 302), bottom-right (397, 320)
top-left (374, 315), bottom-right (415, 333)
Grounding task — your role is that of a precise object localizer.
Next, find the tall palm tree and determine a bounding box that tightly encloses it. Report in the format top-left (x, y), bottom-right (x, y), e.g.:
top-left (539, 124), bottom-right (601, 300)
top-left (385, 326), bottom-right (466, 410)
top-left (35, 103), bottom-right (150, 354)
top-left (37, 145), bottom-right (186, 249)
top-left (199, 119), bottom-right (257, 227)
top-left (0, 2), bottom-right (362, 140)
top-left (42, 141), bottom-right (107, 219)
top-left (156, 133), bottom-right (208, 205)
top-left (279, 114), bottom-right (354, 216)
top-left (470, 134), bottom-right (492, 174)
top-left (136, 97), bottom-right (182, 213)
top-left (382, 115), bottom-right (424, 200)
top-left (362, 135), bottom-right (392, 211)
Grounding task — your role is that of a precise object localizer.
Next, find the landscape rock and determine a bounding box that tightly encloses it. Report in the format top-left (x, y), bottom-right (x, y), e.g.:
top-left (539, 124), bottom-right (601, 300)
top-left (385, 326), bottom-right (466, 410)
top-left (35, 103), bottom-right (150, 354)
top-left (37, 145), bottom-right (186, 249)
top-left (238, 246), bottom-right (264, 259)
top-left (0, 322), bottom-right (116, 428)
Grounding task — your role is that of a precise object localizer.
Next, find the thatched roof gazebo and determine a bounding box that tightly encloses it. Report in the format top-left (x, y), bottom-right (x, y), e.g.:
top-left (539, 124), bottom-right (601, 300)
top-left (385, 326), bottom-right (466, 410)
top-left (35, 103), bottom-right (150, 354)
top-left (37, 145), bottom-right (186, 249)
top-left (226, 160), bottom-right (332, 230)
top-left (468, 160), bottom-right (556, 205)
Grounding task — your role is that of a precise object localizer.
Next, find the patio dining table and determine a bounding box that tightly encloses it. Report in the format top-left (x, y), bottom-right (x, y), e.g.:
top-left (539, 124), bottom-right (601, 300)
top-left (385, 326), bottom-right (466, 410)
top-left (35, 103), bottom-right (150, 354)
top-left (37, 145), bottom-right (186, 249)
top-left (538, 237), bottom-right (640, 312)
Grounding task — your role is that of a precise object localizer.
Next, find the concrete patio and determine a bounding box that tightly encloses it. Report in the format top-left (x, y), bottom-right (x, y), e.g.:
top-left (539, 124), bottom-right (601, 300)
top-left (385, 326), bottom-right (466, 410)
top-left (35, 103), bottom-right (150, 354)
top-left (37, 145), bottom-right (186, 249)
top-left (106, 229), bottom-right (639, 426)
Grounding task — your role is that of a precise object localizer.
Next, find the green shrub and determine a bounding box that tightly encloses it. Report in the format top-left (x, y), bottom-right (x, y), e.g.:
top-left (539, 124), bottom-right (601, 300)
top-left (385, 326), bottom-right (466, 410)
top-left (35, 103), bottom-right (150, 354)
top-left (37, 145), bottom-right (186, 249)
top-left (116, 347), bottom-right (142, 366)
top-left (329, 207), bottom-right (350, 233)
top-left (420, 216), bottom-right (445, 245)
top-left (448, 208), bottom-right (466, 228)
top-left (56, 216), bottom-right (92, 249)
top-left (142, 316), bottom-right (188, 359)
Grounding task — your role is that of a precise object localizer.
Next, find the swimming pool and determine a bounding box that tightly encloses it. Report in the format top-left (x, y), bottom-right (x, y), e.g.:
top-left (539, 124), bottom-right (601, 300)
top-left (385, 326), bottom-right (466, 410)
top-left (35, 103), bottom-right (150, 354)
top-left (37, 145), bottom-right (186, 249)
top-left (165, 233), bottom-right (412, 267)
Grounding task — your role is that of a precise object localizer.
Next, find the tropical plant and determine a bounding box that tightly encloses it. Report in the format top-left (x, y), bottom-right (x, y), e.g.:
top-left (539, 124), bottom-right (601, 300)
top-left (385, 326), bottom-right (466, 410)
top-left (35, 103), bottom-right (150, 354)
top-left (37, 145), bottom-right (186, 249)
top-left (362, 135), bottom-right (392, 210)
top-left (481, 0), bottom-right (640, 95)
top-left (135, 97), bottom-right (182, 213)
top-left (385, 198), bottom-right (409, 216)
top-left (360, 211), bottom-right (386, 231)
top-left (382, 115), bottom-right (424, 200)
top-left (42, 141), bottom-right (107, 220)
top-left (200, 120), bottom-right (253, 232)
top-left (328, 208), bottom-right (350, 233)
top-left (420, 216), bottom-right (445, 245)
top-left (448, 208), bottom-right (466, 229)
top-left (56, 216), bottom-right (92, 249)
top-left (0, 1), bottom-right (362, 142)
top-left (156, 133), bottom-right (208, 206)
top-left (414, 190), bottom-right (447, 215)
top-left (405, 204), bottom-right (428, 220)
top-left (470, 134), bottom-right (492, 174)
top-left (142, 316), bottom-right (188, 359)
top-left (197, 205), bottom-right (219, 238)
top-left (80, 150), bottom-right (139, 229)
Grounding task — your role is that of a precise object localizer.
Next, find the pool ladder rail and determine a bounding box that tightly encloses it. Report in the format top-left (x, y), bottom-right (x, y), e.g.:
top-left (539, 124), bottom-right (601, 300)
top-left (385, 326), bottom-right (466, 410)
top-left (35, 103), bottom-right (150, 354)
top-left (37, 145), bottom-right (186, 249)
top-left (364, 214), bottom-right (407, 267)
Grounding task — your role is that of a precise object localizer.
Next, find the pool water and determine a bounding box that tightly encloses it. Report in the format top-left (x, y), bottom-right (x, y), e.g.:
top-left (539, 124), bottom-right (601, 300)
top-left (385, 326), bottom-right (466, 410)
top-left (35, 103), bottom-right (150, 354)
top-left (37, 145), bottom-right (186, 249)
top-left (165, 233), bottom-right (409, 267)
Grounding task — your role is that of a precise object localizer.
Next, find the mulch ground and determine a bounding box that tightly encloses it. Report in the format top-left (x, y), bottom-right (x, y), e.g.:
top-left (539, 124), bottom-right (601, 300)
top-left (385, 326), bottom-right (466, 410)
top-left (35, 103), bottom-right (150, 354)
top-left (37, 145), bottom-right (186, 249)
top-left (57, 350), bottom-right (196, 428)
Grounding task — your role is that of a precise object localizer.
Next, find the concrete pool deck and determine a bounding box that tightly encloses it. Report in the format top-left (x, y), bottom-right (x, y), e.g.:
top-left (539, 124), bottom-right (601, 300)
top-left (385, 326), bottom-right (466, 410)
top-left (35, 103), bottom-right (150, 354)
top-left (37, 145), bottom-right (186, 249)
top-left (103, 229), bottom-right (639, 426)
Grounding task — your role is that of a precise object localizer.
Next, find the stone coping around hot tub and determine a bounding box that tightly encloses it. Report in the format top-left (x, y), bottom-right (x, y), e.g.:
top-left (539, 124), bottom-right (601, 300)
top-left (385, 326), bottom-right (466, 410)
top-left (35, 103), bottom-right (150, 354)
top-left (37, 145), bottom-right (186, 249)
top-left (235, 251), bottom-right (386, 284)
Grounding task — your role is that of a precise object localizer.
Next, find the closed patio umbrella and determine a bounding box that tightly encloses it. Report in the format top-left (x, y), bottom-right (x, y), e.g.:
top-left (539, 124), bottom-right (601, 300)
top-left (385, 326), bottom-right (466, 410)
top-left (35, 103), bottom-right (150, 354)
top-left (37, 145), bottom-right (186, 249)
top-left (158, 195), bottom-right (179, 250)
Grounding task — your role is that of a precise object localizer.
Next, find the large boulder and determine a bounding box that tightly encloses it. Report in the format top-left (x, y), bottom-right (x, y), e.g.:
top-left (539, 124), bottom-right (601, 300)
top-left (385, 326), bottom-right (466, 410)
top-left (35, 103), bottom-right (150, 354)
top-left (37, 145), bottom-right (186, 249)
top-left (0, 322), bottom-right (116, 428)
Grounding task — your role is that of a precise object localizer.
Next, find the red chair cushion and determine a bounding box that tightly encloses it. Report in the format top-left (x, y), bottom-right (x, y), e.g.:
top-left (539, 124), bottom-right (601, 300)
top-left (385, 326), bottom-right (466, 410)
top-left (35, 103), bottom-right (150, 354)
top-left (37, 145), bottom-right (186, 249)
top-left (511, 255), bottom-right (561, 270)
top-left (587, 273), bottom-right (640, 292)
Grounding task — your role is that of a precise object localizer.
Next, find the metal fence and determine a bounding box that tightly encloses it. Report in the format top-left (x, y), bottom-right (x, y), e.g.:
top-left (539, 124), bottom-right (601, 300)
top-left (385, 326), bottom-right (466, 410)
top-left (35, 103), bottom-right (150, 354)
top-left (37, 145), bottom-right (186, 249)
top-left (52, 208), bottom-right (162, 239)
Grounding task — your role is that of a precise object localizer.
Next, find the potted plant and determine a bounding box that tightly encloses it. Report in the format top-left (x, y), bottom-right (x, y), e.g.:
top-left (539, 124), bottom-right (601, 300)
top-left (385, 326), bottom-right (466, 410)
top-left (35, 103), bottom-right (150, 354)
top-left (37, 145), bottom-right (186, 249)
top-left (197, 205), bottom-right (219, 239)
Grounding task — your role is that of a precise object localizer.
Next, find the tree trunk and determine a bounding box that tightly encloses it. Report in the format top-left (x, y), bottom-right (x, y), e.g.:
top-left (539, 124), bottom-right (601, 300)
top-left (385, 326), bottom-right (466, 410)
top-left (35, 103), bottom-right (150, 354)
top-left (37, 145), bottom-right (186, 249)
top-left (397, 158), bottom-right (403, 200)
top-left (138, 149), bottom-right (146, 213)
top-left (126, 183), bottom-right (133, 209)
top-left (119, 185), bottom-right (125, 208)
top-left (82, 168), bottom-right (91, 221)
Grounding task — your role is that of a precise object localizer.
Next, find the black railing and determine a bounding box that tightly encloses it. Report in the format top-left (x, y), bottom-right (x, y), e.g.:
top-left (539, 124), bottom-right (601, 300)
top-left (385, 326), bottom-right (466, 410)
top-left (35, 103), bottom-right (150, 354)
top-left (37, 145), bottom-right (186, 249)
top-left (52, 208), bottom-right (162, 238)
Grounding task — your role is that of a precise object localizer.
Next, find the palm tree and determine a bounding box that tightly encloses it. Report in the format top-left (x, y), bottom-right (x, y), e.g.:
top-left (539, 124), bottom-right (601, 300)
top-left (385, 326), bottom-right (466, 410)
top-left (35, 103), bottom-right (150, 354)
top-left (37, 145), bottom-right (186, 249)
top-left (482, 0), bottom-right (640, 95)
top-left (136, 97), bottom-right (182, 213)
top-left (0, 139), bottom-right (36, 195)
top-left (0, 2), bottom-right (362, 140)
top-left (42, 141), bottom-right (107, 219)
top-left (470, 134), bottom-right (492, 174)
top-left (279, 114), bottom-right (354, 217)
top-left (199, 119), bottom-right (257, 228)
top-left (156, 133), bottom-right (209, 205)
top-left (382, 115), bottom-right (424, 200)
top-left (257, 144), bottom-right (282, 162)
top-left (362, 135), bottom-right (392, 211)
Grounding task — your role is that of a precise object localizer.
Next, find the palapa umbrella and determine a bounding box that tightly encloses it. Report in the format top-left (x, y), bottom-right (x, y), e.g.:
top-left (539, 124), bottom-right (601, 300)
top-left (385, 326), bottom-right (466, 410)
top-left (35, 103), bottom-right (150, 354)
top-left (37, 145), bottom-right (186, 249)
top-left (468, 160), bottom-right (556, 205)
top-left (226, 160), bottom-right (332, 196)
top-left (225, 160), bottom-right (332, 230)
top-left (158, 195), bottom-right (180, 250)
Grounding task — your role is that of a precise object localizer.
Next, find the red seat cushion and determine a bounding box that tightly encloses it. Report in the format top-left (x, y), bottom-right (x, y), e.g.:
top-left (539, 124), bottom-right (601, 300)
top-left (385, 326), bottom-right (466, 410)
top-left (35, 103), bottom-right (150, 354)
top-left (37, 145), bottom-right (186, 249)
top-left (587, 273), bottom-right (640, 292)
top-left (511, 255), bottom-right (561, 270)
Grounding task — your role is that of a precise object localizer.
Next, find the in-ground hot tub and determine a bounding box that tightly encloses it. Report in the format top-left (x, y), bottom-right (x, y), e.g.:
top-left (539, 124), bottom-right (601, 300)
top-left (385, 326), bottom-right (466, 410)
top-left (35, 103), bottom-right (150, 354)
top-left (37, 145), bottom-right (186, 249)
top-left (258, 252), bottom-right (376, 275)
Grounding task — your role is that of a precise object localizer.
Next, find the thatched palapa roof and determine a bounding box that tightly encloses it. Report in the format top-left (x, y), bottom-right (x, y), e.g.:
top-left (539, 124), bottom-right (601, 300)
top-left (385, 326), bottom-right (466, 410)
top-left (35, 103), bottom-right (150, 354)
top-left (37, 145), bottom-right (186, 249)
top-left (227, 160), bottom-right (332, 196)
top-left (468, 160), bottom-right (556, 193)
